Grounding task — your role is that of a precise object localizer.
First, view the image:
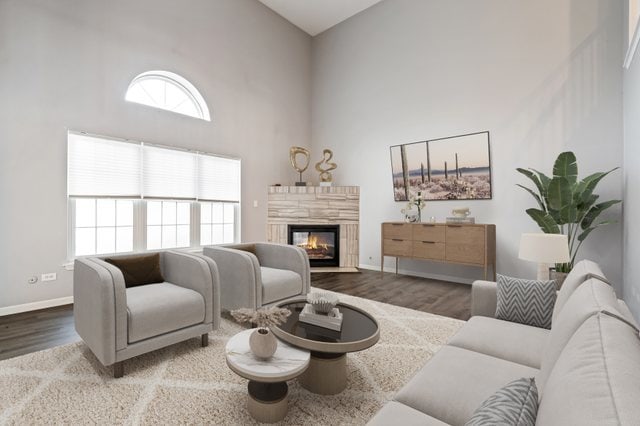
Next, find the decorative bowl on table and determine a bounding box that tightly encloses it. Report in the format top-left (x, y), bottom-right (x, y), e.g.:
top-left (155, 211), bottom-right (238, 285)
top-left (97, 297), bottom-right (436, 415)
top-left (306, 292), bottom-right (339, 314)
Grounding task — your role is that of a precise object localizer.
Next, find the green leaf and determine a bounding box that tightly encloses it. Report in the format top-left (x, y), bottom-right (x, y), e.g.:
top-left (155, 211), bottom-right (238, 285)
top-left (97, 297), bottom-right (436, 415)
top-left (581, 200), bottom-right (621, 230)
top-left (553, 152), bottom-right (578, 184)
top-left (547, 177), bottom-right (572, 210)
top-left (559, 205), bottom-right (578, 224)
top-left (578, 220), bottom-right (617, 242)
top-left (578, 168), bottom-right (618, 203)
top-left (516, 168), bottom-right (545, 201)
top-left (531, 169), bottom-right (551, 189)
top-left (516, 184), bottom-right (545, 210)
top-left (526, 208), bottom-right (560, 234)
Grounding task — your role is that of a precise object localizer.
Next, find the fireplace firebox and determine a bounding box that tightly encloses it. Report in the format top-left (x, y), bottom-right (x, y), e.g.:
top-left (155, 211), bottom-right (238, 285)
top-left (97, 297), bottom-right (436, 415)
top-left (288, 224), bottom-right (340, 267)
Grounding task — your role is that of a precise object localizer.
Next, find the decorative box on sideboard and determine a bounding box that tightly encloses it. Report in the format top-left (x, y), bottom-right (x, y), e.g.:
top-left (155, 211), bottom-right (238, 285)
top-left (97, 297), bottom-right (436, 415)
top-left (381, 222), bottom-right (496, 280)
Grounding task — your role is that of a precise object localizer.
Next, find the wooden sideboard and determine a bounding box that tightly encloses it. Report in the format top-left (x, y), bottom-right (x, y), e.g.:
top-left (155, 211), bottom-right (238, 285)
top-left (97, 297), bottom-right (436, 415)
top-left (381, 222), bottom-right (496, 280)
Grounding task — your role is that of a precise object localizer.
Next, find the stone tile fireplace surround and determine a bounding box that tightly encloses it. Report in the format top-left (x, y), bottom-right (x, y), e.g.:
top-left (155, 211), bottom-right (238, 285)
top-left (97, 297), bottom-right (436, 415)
top-left (267, 186), bottom-right (359, 270)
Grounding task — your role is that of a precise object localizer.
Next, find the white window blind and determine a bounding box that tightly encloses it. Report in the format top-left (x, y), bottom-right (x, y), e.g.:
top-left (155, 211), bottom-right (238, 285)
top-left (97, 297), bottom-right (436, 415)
top-left (142, 144), bottom-right (197, 199)
top-left (68, 132), bottom-right (141, 197)
top-left (68, 132), bottom-right (241, 201)
top-left (198, 154), bottom-right (241, 202)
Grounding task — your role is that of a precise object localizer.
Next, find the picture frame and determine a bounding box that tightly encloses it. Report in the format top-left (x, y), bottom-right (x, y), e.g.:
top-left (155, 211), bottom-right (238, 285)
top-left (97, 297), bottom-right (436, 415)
top-left (390, 131), bottom-right (492, 202)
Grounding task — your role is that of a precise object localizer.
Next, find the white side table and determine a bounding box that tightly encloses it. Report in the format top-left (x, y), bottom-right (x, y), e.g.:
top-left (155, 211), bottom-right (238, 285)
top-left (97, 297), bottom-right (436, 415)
top-left (225, 329), bottom-right (310, 423)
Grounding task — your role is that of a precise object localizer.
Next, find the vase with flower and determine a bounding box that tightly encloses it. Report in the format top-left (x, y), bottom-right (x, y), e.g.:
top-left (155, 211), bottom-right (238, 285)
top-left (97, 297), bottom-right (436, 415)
top-left (230, 306), bottom-right (291, 359)
top-left (401, 191), bottom-right (426, 222)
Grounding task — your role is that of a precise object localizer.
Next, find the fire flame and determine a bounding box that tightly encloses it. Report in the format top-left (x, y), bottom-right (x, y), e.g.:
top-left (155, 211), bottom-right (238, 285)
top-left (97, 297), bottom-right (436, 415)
top-left (299, 235), bottom-right (328, 251)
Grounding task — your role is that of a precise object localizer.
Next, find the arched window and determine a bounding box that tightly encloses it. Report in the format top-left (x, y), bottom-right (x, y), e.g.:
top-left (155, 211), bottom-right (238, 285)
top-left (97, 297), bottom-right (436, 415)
top-left (125, 70), bottom-right (210, 121)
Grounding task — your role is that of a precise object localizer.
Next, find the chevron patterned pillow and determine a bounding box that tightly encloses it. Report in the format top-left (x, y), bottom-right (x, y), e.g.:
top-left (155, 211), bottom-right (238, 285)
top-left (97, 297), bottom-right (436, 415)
top-left (495, 274), bottom-right (556, 329)
top-left (465, 377), bottom-right (538, 426)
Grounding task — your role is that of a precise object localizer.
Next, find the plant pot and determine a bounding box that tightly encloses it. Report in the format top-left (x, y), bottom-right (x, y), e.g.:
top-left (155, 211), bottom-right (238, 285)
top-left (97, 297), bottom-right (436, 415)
top-left (249, 328), bottom-right (277, 359)
top-left (550, 271), bottom-right (569, 289)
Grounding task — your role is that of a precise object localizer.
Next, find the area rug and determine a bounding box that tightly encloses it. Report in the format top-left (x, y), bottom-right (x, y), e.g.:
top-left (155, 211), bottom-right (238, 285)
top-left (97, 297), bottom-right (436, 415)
top-left (0, 291), bottom-right (464, 425)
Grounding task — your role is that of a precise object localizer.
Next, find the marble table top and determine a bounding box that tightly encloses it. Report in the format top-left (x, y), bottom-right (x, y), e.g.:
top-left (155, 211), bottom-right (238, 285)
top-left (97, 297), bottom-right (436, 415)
top-left (225, 329), bottom-right (310, 382)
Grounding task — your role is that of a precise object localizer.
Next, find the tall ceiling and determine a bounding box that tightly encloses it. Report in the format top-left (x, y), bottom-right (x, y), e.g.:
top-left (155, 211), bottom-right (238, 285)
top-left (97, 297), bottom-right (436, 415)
top-left (259, 0), bottom-right (384, 36)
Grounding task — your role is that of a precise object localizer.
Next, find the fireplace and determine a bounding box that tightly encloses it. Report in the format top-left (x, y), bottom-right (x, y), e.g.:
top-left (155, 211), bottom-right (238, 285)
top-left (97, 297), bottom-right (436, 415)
top-left (288, 224), bottom-right (340, 267)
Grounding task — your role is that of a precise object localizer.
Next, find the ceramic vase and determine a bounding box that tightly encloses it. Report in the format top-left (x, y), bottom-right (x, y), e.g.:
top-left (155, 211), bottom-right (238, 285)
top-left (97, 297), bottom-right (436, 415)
top-left (249, 328), bottom-right (277, 359)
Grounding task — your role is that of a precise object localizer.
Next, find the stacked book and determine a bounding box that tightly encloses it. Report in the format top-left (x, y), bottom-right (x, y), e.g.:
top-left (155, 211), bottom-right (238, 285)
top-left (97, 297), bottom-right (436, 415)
top-left (446, 217), bottom-right (476, 224)
top-left (299, 304), bottom-right (343, 331)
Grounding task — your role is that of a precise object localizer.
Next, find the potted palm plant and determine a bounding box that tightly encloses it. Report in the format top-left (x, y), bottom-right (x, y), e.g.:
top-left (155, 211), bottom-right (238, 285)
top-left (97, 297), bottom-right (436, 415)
top-left (516, 152), bottom-right (620, 279)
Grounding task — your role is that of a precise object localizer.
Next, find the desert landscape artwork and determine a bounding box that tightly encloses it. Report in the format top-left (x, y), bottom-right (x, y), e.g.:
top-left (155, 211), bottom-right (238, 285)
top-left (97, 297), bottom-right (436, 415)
top-left (390, 131), bottom-right (492, 201)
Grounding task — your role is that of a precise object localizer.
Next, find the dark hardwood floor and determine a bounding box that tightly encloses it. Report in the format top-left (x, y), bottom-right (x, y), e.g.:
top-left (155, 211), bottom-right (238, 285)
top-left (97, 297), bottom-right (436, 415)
top-left (313, 269), bottom-right (471, 321)
top-left (0, 269), bottom-right (470, 361)
top-left (0, 304), bottom-right (79, 361)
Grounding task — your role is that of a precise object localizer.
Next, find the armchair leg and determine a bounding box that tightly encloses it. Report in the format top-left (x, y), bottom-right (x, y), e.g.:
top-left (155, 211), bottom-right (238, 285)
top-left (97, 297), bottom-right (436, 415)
top-left (113, 362), bottom-right (124, 378)
top-left (201, 333), bottom-right (209, 347)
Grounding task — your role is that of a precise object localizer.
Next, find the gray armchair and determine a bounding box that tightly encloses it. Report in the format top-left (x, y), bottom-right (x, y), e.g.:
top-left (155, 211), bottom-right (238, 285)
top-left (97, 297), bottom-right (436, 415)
top-left (73, 250), bottom-right (220, 377)
top-left (202, 243), bottom-right (310, 311)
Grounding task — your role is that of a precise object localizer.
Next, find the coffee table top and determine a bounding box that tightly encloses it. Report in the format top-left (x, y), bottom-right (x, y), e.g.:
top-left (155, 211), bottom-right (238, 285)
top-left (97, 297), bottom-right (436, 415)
top-left (271, 299), bottom-right (380, 354)
top-left (225, 329), bottom-right (310, 383)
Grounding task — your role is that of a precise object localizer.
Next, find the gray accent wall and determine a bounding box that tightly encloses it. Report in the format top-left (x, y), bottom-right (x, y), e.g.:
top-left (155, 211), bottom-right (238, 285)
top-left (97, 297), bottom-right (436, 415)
top-left (0, 0), bottom-right (311, 309)
top-left (623, 9), bottom-right (640, 320)
top-left (311, 0), bottom-right (624, 291)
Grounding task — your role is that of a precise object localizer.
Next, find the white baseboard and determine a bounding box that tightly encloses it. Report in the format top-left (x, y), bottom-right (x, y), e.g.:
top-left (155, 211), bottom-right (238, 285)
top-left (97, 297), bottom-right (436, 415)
top-left (358, 263), bottom-right (474, 285)
top-left (0, 296), bottom-right (74, 317)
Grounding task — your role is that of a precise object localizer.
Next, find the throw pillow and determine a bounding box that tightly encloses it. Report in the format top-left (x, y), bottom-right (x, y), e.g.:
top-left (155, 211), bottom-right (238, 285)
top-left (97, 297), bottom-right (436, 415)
top-left (465, 377), bottom-right (538, 426)
top-left (495, 274), bottom-right (556, 329)
top-left (104, 253), bottom-right (164, 288)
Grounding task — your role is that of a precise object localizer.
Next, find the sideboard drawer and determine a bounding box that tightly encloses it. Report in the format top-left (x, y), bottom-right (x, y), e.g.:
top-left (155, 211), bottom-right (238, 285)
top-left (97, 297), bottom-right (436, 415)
top-left (382, 223), bottom-right (413, 240)
top-left (383, 239), bottom-right (412, 257)
top-left (412, 241), bottom-right (445, 261)
top-left (413, 224), bottom-right (445, 242)
top-left (445, 225), bottom-right (485, 245)
top-left (446, 244), bottom-right (485, 265)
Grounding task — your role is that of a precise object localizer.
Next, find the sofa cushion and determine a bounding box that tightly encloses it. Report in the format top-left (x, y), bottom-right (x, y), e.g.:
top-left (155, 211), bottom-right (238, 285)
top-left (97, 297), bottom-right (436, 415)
top-left (448, 316), bottom-right (549, 368)
top-left (552, 259), bottom-right (605, 323)
top-left (537, 313), bottom-right (640, 425)
top-left (368, 401), bottom-right (449, 426)
top-left (104, 253), bottom-right (164, 288)
top-left (394, 345), bottom-right (538, 426)
top-left (465, 377), bottom-right (538, 426)
top-left (495, 274), bottom-right (556, 329)
top-left (260, 267), bottom-right (303, 304)
top-left (537, 278), bottom-right (620, 392)
top-left (126, 282), bottom-right (205, 343)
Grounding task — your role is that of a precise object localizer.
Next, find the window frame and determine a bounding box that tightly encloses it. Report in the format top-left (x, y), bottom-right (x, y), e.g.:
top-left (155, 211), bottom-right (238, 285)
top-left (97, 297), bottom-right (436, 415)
top-left (67, 198), bottom-right (240, 260)
top-left (125, 70), bottom-right (211, 121)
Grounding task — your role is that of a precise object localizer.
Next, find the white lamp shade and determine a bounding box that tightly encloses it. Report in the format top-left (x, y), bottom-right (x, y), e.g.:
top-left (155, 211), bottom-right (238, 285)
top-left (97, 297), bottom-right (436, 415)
top-left (518, 233), bottom-right (570, 263)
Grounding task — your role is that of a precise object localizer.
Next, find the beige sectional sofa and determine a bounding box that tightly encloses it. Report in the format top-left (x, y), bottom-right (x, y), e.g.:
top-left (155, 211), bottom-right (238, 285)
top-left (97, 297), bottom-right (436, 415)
top-left (368, 260), bottom-right (640, 425)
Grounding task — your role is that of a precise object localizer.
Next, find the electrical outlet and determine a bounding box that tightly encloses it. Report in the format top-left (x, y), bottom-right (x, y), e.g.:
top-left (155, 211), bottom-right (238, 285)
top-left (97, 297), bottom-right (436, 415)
top-left (28, 276), bottom-right (38, 284)
top-left (253, 200), bottom-right (258, 207)
top-left (41, 273), bottom-right (57, 282)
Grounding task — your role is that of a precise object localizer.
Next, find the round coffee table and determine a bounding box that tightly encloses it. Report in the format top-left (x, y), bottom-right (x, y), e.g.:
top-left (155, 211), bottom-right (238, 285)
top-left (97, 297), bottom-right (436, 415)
top-left (271, 299), bottom-right (380, 395)
top-left (225, 329), bottom-right (310, 423)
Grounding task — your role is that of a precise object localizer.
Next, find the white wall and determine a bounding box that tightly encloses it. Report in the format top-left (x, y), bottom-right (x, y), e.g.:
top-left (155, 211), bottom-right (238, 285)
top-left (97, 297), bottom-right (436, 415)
top-left (0, 0), bottom-right (311, 309)
top-left (623, 10), bottom-right (640, 319)
top-left (311, 0), bottom-right (624, 288)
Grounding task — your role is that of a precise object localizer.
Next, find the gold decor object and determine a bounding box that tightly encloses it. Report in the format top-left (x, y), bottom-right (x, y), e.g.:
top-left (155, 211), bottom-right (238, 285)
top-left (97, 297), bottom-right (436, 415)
top-left (315, 149), bottom-right (337, 184)
top-left (289, 146), bottom-right (310, 186)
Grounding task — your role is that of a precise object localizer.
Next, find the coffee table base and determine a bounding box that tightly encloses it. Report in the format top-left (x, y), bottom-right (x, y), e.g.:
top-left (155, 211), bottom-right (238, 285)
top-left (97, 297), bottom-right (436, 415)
top-left (247, 381), bottom-right (288, 423)
top-left (298, 352), bottom-right (347, 395)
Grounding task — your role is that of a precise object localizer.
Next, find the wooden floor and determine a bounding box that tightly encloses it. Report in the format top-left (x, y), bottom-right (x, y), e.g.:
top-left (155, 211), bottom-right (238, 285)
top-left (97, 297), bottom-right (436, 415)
top-left (0, 269), bottom-right (470, 361)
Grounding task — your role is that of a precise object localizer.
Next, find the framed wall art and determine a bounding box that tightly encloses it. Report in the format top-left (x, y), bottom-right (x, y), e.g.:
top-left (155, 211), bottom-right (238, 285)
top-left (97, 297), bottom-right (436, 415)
top-left (390, 131), bottom-right (492, 202)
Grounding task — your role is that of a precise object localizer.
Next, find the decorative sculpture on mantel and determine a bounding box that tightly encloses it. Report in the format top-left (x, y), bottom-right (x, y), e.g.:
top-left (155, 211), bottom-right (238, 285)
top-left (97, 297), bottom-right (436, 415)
top-left (289, 146), bottom-right (310, 186)
top-left (315, 149), bottom-right (337, 186)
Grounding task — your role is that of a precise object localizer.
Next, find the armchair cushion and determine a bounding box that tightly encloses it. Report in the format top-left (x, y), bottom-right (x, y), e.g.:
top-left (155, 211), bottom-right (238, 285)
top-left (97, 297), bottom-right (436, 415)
top-left (260, 267), bottom-right (303, 304)
top-left (104, 253), bottom-right (164, 288)
top-left (126, 282), bottom-right (205, 343)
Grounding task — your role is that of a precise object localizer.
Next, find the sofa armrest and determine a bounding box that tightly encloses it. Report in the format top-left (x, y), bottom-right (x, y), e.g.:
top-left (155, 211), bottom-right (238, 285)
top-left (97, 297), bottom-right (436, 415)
top-left (203, 246), bottom-right (262, 310)
top-left (161, 250), bottom-right (217, 325)
top-left (471, 280), bottom-right (497, 318)
top-left (73, 258), bottom-right (127, 365)
top-left (255, 243), bottom-right (311, 294)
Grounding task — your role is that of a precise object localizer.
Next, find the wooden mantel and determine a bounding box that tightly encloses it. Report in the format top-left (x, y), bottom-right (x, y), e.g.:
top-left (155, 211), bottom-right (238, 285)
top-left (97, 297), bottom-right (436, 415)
top-left (267, 186), bottom-right (359, 269)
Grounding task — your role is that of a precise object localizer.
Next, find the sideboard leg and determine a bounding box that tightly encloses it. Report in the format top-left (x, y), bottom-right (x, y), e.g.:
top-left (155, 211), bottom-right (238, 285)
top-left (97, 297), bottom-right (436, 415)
top-left (395, 258), bottom-right (399, 274)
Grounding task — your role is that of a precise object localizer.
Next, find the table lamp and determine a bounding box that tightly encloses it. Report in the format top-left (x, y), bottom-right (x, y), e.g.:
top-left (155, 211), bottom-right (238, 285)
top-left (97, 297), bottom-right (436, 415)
top-left (518, 233), bottom-right (570, 280)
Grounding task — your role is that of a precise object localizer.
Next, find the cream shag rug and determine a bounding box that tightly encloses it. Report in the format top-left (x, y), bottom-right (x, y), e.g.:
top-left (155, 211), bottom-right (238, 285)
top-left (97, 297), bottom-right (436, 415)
top-left (0, 291), bottom-right (464, 425)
